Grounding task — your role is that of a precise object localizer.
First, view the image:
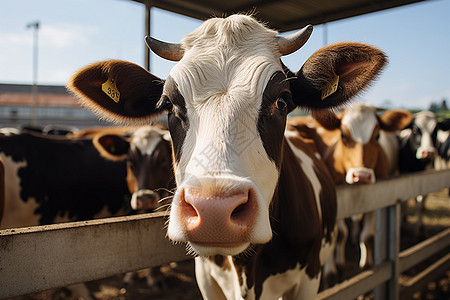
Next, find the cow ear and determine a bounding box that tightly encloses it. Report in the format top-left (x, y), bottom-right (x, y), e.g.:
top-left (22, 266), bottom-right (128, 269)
top-left (438, 118), bottom-right (450, 131)
top-left (379, 110), bottom-right (412, 132)
top-left (289, 42), bottom-right (388, 110)
top-left (311, 109), bottom-right (341, 130)
top-left (93, 134), bottom-right (130, 161)
top-left (67, 60), bottom-right (164, 125)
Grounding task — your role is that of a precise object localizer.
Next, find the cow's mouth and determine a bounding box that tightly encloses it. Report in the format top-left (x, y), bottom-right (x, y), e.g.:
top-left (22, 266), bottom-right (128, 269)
top-left (192, 241), bottom-right (246, 248)
top-left (188, 241), bottom-right (251, 257)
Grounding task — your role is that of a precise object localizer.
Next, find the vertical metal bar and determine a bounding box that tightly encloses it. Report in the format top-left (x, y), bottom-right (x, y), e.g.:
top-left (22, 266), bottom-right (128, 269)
top-left (386, 202), bottom-right (400, 299)
top-left (323, 23), bottom-right (328, 46)
top-left (374, 208), bottom-right (387, 300)
top-left (374, 203), bottom-right (400, 300)
top-left (144, 1), bottom-right (152, 71)
top-left (27, 21), bottom-right (40, 126)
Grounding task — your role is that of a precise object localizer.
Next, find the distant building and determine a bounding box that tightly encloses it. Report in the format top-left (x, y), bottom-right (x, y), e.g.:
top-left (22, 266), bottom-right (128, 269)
top-left (0, 83), bottom-right (110, 129)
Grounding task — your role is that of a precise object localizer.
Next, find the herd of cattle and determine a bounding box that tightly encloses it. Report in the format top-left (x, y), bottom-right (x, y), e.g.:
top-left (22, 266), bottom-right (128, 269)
top-left (1, 14), bottom-right (449, 300)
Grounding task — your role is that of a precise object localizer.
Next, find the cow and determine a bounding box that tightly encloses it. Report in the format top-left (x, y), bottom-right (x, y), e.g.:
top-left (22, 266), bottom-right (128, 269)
top-left (0, 130), bottom-right (132, 229)
top-left (92, 125), bottom-right (174, 211)
top-left (398, 111), bottom-right (450, 236)
top-left (0, 129), bottom-right (133, 299)
top-left (67, 14), bottom-right (389, 299)
top-left (288, 103), bottom-right (411, 279)
top-left (91, 125), bottom-right (174, 290)
top-left (399, 111), bottom-right (450, 172)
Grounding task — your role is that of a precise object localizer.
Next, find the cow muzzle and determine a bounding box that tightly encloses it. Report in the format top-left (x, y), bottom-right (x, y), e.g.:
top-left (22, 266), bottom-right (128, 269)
top-left (130, 189), bottom-right (161, 210)
top-left (168, 177), bottom-right (270, 256)
top-left (416, 148), bottom-right (436, 160)
top-left (346, 168), bottom-right (376, 184)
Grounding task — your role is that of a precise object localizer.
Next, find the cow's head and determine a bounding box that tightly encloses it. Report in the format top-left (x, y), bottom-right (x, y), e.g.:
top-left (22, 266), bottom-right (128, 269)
top-left (400, 111), bottom-right (438, 160)
top-left (93, 126), bottom-right (173, 210)
top-left (314, 103), bottom-right (411, 184)
top-left (68, 14), bottom-right (387, 257)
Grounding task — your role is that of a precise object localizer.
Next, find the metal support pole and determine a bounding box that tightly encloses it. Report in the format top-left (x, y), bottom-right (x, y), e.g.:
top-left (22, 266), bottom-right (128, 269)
top-left (26, 21), bottom-right (40, 126)
top-left (144, 1), bottom-right (152, 71)
top-left (374, 203), bottom-right (400, 300)
top-left (323, 23), bottom-right (328, 46)
top-left (386, 203), bottom-right (400, 299)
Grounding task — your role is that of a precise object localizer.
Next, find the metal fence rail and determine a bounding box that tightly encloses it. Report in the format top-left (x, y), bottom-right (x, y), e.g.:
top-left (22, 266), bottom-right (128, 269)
top-left (1, 169), bottom-right (449, 299)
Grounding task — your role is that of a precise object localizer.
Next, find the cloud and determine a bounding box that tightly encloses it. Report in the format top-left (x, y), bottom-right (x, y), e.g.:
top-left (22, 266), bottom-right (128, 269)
top-left (40, 23), bottom-right (98, 48)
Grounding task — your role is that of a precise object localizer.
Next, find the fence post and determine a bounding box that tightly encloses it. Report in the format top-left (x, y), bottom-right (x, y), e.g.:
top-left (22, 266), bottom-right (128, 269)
top-left (374, 202), bottom-right (400, 300)
top-left (387, 202), bottom-right (400, 299)
top-left (374, 208), bottom-right (387, 299)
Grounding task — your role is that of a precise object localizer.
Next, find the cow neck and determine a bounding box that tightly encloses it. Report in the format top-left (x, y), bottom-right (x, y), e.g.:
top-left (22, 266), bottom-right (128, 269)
top-left (226, 137), bottom-right (332, 299)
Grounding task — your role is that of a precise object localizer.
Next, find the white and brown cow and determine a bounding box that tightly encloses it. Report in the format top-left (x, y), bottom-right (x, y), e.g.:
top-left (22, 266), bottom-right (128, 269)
top-left (289, 103), bottom-right (411, 273)
top-left (68, 14), bottom-right (388, 299)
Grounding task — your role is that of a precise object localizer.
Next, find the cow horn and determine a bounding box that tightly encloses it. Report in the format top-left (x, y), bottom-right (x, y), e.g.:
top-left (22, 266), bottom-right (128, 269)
top-left (145, 36), bottom-right (184, 62)
top-left (278, 25), bottom-right (313, 56)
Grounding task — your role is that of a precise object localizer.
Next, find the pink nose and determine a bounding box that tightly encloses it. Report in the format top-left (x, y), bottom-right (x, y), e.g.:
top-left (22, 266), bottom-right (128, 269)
top-left (178, 187), bottom-right (256, 247)
top-left (352, 172), bottom-right (372, 184)
top-left (419, 151), bottom-right (435, 159)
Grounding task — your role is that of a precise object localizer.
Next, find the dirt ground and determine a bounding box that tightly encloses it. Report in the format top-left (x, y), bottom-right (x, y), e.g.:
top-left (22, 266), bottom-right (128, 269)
top-left (9, 189), bottom-right (449, 300)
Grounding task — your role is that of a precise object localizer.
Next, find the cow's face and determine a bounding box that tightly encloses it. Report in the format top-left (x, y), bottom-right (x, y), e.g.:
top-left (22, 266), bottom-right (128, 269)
top-left (93, 126), bottom-right (173, 210)
top-left (68, 14), bottom-right (388, 257)
top-left (160, 17), bottom-right (291, 255)
top-left (316, 103), bottom-right (411, 184)
top-left (400, 111), bottom-right (438, 160)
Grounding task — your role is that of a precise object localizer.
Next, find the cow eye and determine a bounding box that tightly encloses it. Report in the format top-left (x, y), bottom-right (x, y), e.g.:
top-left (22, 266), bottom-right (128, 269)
top-left (276, 96), bottom-right (288, 111)
top-left (341, 130), bottom-right (349, 142)
top-left (161, 96), bottom-right (173, 112)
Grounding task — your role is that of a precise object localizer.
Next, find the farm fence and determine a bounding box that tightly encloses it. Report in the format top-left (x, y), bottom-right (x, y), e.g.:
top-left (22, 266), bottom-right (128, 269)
top-left (1, 169), bottom-right (449, 299)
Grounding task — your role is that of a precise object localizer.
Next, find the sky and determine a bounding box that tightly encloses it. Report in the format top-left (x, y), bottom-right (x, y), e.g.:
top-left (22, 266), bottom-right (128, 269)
top-left (0, 0), bottom-right (449, 110)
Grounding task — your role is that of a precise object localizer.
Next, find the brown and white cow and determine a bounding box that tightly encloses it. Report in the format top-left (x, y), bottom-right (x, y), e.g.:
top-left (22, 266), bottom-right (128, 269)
top-left (289, 103), bottom-right (411, 272)
top-left (68, 14), bottom-right (388, 299)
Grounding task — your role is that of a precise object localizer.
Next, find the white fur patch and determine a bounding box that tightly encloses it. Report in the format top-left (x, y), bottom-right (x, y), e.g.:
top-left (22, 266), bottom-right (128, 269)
top-left (131, 126), bottom-right (168, 156)
top-left (0, 154), bottom-right (40, 229)
top-left (414, 111), bottom-right (438, 159)
top-left (342, 102), bottom-right (377, 145)
top-left (284, 130), bottom-right (322, 220)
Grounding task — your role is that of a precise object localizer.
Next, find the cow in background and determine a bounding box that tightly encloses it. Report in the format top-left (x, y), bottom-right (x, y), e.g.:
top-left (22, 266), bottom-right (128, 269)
top-left (0, 130), bottom-right (131, 229)
top-left (289, 103), bottom-right (411, 282)
top-left (67, 14), bottom-right (389, 299)
top-left (0, 129), bottom-right (133, 299)
top-left (398, 111), bottom-right (450, 236)
top-left (92, 125), bottom-right (175, 289)
top-left (92, 125), bottom-right (174, 211)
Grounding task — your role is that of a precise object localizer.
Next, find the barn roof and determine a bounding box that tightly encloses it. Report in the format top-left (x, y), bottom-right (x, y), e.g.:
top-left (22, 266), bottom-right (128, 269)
top-left (131, 0), bottom-right (427, 32)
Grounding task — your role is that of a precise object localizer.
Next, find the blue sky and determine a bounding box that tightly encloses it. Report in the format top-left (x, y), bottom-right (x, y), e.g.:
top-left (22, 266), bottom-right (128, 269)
top-left (0, 0), bottom-right (449, 109)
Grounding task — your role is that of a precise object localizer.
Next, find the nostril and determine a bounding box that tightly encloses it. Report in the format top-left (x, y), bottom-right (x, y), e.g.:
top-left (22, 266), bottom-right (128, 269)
top-left (231, 201), bottom-right (248, 220)
top-left (180, 190), bottom-right (199, 225)
top-left (230, 191), bottom-right (253, 225)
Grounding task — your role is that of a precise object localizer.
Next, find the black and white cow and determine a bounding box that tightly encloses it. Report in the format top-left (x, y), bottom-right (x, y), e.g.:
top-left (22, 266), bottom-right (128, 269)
top-left (0, 129), bottom-right (131, 229)
top-left (68, 14), bottom-right (388, 299)
top-left (92, 125), bottom-right (174, 211)
top-left (92, 125), bottom-right (175, 289)
top-left (398, 111), bottom-right (450, 236)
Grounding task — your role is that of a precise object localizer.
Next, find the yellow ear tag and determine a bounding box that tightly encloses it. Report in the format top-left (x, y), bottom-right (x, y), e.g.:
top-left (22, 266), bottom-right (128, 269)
top-left (321, 74), bottom-right (339, 100)
top-left (102, 78), bottom-right (120, 103)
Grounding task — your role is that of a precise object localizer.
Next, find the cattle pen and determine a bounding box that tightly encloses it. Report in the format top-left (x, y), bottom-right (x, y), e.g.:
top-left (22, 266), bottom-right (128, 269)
top-left (1, 169), bottom-right (449, 300)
